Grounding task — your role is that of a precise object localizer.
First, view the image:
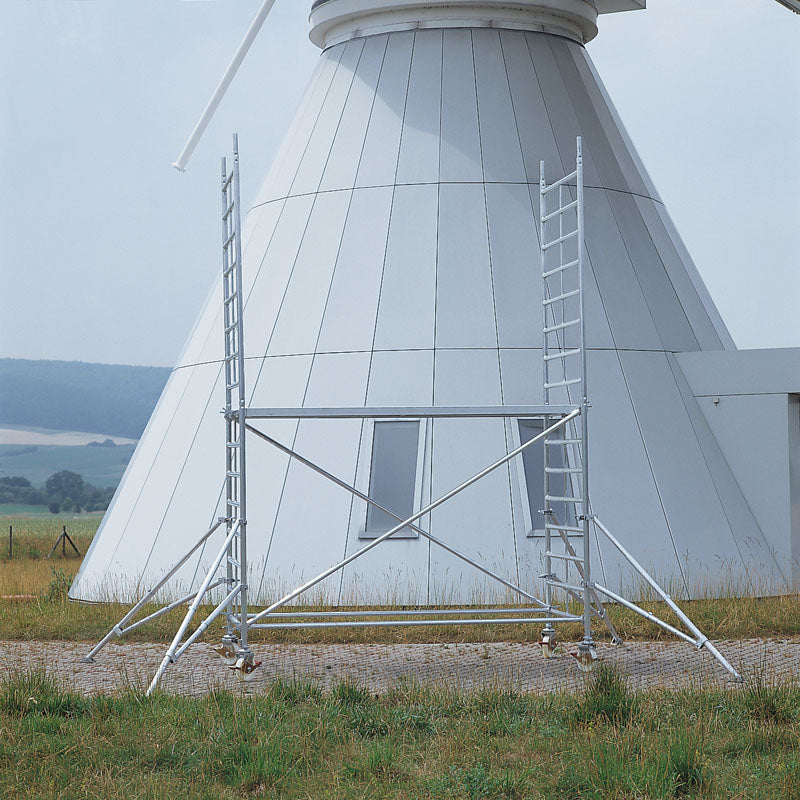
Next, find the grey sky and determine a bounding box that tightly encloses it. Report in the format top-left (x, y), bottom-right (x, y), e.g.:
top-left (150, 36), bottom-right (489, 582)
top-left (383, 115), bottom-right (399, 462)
top-left (1, 0), bottom-right (798, 368)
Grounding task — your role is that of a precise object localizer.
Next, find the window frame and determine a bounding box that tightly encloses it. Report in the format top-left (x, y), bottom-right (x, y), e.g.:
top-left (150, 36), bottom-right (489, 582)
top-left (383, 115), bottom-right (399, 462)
top-left (514, 417), bottom-right (581, 539)
top-left (358, 417), bottom-right (427, 540)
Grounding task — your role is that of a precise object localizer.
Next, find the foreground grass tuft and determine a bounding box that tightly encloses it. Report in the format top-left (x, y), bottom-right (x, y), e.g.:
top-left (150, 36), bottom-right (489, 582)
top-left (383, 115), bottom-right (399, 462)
top-left (2, 670), bottom-right (798, 799)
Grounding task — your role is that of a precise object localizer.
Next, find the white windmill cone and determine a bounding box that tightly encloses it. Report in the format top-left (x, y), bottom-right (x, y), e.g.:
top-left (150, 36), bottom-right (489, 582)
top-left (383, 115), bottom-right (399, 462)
top-left (70, 2), bottom-right (791, 606)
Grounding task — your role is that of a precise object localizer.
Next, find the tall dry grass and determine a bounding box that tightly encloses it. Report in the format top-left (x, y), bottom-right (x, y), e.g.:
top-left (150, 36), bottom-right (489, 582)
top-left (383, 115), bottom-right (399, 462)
top-left (1, 515), bottom-right (799, 645)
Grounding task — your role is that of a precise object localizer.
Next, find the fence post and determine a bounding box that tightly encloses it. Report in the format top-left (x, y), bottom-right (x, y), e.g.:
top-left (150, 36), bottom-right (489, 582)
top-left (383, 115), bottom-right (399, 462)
top-left (8, 525), bottom-right (11, 559)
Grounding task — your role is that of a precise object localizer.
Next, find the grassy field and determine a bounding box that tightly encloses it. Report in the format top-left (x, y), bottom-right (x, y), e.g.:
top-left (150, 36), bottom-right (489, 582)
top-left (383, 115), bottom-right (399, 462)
top-left (1, 665), bottom-right (798, 799)
top-left (1, 515), bottom-right (800, 647)
top-left (0, 442), bottom-right (135, 487)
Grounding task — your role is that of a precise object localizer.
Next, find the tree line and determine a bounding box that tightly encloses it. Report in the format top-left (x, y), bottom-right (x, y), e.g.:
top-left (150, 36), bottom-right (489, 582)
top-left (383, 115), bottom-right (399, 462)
top-left (0, 358), bottom-right (170, 439)
top-left (0, 470), bottom-right (115, 513)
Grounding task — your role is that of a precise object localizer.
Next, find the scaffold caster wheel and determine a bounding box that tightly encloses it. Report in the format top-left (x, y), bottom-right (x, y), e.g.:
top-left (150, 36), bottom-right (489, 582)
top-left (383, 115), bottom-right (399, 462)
top-left (570, 644), bottom-right (598, 673)
top-left (212, 637), bottom-right (240, 666)
top-left (229, 653), bottom-right (262, 682)
top-left (538, 631), bottom-right (558, 658)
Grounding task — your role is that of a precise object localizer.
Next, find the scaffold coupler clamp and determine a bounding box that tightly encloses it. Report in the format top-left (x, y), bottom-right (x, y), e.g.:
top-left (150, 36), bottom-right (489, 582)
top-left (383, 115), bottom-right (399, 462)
top-left (213, 633), bottom-right (240, 665)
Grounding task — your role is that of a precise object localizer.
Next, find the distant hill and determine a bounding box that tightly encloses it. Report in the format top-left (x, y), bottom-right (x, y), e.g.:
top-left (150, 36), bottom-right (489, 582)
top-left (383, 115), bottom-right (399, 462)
top-left (0, 359), bottom-right (171, 439)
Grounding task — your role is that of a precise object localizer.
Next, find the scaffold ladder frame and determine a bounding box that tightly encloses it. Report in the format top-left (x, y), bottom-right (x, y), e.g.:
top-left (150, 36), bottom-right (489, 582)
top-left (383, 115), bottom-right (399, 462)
top-left (83, 136), bottom-right (742, 692)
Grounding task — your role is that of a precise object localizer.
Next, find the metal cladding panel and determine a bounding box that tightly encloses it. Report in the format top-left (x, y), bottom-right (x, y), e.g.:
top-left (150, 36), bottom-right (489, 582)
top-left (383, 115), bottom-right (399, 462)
top-left (366, 349), bottom-right (435, 406)
top-left (585, 350), bottom-right (679, 590)
top-left (246, 355), bottom-right (314, 601)
top-left (696, 393), bottom-right (793, 583)
top-left (583, 188), bottom-right (662, 350)
top-left (395, 30), bottom-right (443, 185)
top-left (436, 183), bottom-right (497, 349)
top-left (619, 350), bottom-right (745, 596)
top-left (253, 46), bottom-right (343, 207)
top-left (267, 190), bottom-right (353, 356)
top-left (473, 30), bottom-right (527, 183)
top-left (790, 397), bottom-right (800, 584)
top-left (356, 32), bottom-right (414, 188)
top-left (668, 356), bottom-right (788, 590)
top-left (498, 348), bottom-right (543, 406)
top-left (675, 348), bottom-right (800, 397)
top-left (316, 186), bottom-right (394, 353)
top-left (430, 349), bottom-right (516, 601)
top-left (290, 39), bottom-right (365, 197)
top-left (242, 194), bottom-right (317, 360)
top-left (428, 416), bottom-right (519, 602)
top-left (440, 29), bottom-right (483, 184)
top-left (260, 352), bottom-right (371, 601)
top-left (500, 29), bottom-right (563, 184)
top-left (373, 183), bottom-right (438, 350)
top-left (527, 33), bottom-right (603, 190)
top-left (485, 183), bottom-right (540, 349)
top-left (606, 191), bottom-right (698, 352)
top-left (319, 34), bottom-right (388, 192)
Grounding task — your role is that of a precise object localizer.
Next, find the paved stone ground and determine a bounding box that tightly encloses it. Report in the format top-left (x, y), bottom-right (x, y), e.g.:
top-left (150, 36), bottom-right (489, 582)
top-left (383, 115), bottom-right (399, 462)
top-left (1, 638), bottom-right (798, 696)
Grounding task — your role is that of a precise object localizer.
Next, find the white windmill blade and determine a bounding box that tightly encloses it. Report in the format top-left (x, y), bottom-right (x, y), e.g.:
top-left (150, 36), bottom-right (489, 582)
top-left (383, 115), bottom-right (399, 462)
top-left (173, 0), bottom-right (279, 172)
top-left (775, 0), bottom-right (800, 12)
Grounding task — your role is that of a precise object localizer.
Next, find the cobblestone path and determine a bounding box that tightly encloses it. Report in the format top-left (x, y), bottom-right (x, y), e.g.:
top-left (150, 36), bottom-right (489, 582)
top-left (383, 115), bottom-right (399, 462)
top-left (1, 638), bottom-right (798, 696)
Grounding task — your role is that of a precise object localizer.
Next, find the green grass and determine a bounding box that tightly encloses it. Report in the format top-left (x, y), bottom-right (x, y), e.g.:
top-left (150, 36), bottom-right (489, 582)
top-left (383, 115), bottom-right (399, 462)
top-left (0, 442), bottom-right (135, 488)
top-left (0, 666), bottom-right (798, 799)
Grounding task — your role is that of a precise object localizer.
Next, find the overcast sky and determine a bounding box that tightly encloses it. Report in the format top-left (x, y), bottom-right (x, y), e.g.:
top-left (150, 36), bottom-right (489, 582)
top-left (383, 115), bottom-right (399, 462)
top-left (1, 0), bottom-right (798, 368)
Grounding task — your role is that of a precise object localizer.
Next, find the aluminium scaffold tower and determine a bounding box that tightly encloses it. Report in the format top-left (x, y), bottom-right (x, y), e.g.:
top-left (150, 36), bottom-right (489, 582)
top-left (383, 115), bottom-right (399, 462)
top-left (83, 136), bottom-right (741, 694)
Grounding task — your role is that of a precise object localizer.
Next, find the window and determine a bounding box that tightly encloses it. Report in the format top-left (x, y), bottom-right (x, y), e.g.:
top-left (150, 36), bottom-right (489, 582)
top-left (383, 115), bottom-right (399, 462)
top-left (362, 420), bottom-right (422, 539)
top-left (518, 419), bottom-right (576, 538)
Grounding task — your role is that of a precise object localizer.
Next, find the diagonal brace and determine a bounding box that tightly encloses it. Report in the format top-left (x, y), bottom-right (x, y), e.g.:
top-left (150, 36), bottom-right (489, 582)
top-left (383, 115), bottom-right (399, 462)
top-left (245, 423), bottom-right (554, 612)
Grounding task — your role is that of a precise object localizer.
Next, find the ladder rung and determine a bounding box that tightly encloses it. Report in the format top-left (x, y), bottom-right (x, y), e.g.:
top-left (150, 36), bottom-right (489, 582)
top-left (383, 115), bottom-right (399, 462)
top-left (226, 471), bottom-right (240, 478)
top-left (542, 200), bottom-right (579, 223)
top-left (544, 348), bottom-right (581, 362)
top-left (546, 439), bottom-right (581, 445)
top-left (546, 551), bottom-right (584, 563)
top-left (227, 500), bottom-right (241, 508)
top-left (542, 229), bottom-right (578, 250)
top-left (542, 169), bottom-right (578, 192)
top-left (545, 467), bottom-right (582, 474)
top-left (226, 442), bottom-right (241, 447)
top-left (544, 378), bottom-right (582, 389)
top-left (546, 578), bottom-right (585, 594)
top-left (543, 289), bottom-right (580, 305)
top-left (542, 259), bottom-right (580, 279)
top-left (546, 523), bottom-right (584, 534)
top-left (227, 382), bottom-right (240, 390)
top-left (544, 319), bottom-right (581, 334)
top-left (546, 495), bottom-right (584, 504)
